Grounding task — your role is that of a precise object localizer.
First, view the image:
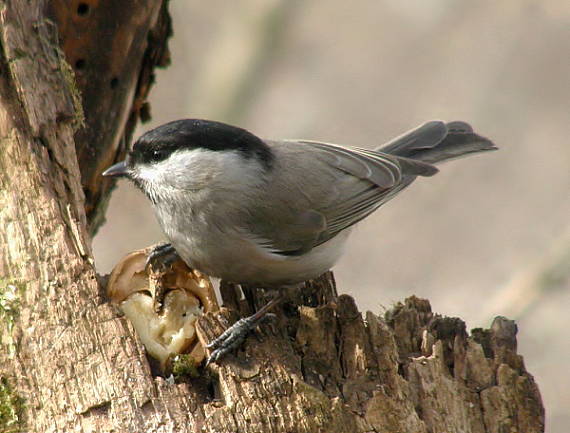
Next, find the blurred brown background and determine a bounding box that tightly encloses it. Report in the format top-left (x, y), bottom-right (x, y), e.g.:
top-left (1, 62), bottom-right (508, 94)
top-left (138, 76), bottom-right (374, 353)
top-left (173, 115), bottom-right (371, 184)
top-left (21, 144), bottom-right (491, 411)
top-left (93, 1), bottom-right (570, 431)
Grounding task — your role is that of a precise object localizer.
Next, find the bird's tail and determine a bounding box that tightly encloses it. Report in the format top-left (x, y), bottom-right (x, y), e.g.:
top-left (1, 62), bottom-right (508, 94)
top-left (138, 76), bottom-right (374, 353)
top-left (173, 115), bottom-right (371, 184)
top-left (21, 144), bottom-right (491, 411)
top-left (379, 121), bottom-right (497, 166)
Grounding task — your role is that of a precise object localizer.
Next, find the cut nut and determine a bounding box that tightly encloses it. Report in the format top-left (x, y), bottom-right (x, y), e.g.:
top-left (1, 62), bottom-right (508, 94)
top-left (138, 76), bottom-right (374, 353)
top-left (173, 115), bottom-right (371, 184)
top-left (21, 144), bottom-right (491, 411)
top-left (106, 247), bottom-right (218, 369)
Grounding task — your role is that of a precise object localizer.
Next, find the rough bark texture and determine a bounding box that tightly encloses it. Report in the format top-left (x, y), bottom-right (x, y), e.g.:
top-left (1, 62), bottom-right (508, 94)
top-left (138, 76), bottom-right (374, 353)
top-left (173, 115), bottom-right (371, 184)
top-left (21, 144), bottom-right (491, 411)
top-left (47, 0), bottom-right (172, 235)
top-left (0, 1), bottom-right (182, 432)
top-left (191, 280), bottom-right (544, 433)
top-left (0, 2), bottom-right (545, 433)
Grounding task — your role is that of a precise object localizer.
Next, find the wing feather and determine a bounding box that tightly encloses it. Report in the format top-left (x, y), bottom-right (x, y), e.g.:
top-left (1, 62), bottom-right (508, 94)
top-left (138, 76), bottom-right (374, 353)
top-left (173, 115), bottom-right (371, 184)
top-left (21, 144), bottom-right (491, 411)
top-left (379, 120), bottom-right (448, 154)
top-left (247, 137), bottom-right (433, 256)
top-left (292, 140), bottom-right (410, 247)
top-left (299, 140), bottom-right (401, 188)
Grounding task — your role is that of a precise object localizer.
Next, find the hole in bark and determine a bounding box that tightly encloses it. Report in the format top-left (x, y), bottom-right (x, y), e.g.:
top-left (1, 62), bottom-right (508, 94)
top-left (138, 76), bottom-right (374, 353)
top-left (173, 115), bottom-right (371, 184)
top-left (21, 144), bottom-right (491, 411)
top-left (282, 301), bottom-right (298, 318)
top-left (77, 3), bottom-right (90, 16)
top-left (75, 58), bottom-right (86, 70)
top-left (110, 77), bottom-right (119, 89)
top-left (415, 403), bottom-right (424, 421)
top-left (397, 362), bottom-right (406, 378)
top-left (207, 374), bottom-right (221, 401)
top-left (80, 401), bottom-right (111, 417)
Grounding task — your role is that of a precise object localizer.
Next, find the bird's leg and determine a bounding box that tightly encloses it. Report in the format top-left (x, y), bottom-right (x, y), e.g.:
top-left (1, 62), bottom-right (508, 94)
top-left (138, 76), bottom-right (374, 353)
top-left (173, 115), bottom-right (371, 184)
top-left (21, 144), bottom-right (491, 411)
top-left (145, 242), bottom-right (181, 312)
top-left (205, 292), bottom-right (285, 366)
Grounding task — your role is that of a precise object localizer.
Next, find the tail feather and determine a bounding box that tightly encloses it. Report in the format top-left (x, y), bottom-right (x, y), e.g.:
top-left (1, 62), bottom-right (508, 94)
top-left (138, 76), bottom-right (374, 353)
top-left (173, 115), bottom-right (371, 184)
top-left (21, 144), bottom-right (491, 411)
top-left (380, 121), bottom-right (497, 165)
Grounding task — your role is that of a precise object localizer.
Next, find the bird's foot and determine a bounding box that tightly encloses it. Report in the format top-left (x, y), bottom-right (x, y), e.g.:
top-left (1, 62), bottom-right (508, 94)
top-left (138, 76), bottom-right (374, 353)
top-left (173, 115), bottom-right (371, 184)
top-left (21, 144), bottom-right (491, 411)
top-left (145, 242), bottom-right (180, 272)
top-left (145, 243), bottom-right (181, 313)
top-left (205, 294), bottom-right (283, 366)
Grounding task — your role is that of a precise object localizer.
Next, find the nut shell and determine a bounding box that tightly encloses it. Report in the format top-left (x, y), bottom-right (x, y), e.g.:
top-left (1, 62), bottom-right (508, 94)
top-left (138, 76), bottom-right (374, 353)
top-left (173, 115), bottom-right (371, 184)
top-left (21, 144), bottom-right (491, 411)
top-left (106, 247), bottom-right (218, 368)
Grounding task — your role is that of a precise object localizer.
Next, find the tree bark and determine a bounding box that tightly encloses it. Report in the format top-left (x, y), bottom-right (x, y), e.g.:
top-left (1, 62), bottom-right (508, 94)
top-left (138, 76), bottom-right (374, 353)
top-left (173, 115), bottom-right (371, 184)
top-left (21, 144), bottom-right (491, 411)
top-left (46, 0), bottom-right (172, 234)
top-left (191, 279), bottom-right (544, 433)
top-left (0, 2), bottom-right (544, 433)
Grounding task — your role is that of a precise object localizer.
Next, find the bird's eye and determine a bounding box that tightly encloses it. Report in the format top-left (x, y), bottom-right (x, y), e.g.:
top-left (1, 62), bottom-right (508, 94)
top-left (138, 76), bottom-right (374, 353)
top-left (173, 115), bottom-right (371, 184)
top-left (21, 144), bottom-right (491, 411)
top-left (149, 149), bottom-right (168, 161)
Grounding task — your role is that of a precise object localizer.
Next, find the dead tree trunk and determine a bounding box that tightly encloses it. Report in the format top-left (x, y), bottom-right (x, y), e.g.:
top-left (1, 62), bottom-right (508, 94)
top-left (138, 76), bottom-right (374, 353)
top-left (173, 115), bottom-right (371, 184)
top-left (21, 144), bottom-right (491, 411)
top-left (0, 2), bottom-right (544, 432)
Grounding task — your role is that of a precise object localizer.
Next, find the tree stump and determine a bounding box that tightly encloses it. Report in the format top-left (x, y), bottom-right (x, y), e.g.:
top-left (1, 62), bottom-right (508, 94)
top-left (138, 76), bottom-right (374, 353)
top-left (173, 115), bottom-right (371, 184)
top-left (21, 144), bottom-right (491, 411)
top-left (190, 276), bottom-right (544, 433)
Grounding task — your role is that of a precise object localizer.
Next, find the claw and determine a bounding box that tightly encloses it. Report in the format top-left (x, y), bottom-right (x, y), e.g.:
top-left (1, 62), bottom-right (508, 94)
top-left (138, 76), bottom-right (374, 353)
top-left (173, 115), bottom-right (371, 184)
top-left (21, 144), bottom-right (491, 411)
top-left (205, 294), bottom-right (284, 366)
top-left (144, 243), bottom-right (181, 313)
top-left (145, 243), bottom-right (180, 272)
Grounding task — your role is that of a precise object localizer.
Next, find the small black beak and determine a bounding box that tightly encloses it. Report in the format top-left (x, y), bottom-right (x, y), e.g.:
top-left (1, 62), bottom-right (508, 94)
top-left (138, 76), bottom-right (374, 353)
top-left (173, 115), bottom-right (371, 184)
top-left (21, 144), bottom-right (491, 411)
top-left (102, 161), bottom-right (129, 178)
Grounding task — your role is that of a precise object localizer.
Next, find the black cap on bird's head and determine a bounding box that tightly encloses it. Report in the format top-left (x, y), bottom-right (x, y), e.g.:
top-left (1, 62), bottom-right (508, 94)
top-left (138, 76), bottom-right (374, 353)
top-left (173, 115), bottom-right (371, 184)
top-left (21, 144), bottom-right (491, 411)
top-left (102, 119), bottom-right (274, 178)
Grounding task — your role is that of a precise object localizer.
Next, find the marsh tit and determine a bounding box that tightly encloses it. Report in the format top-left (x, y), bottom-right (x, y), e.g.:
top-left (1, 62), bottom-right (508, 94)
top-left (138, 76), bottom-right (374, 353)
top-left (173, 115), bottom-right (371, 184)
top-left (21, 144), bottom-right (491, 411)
top-left (103, 119), bottom-right (496, 363)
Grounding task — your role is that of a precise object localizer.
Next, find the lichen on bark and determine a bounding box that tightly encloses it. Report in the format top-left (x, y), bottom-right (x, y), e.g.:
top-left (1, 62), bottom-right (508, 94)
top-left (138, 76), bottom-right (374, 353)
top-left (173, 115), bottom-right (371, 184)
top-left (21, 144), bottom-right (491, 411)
top-left (0, 376), bottom-right (25, 433)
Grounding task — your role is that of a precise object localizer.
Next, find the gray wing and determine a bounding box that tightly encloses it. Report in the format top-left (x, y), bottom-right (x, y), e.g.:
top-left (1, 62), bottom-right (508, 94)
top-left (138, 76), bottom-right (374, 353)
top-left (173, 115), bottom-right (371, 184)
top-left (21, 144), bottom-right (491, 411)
top-left (250, 138), bottom-right (437, 256)
top-left (301, 140), bottom-right (402, 188)
top-left (299, 140), bottom-right (404, 244)
top-left (251, 120), bottom-right (491, 255)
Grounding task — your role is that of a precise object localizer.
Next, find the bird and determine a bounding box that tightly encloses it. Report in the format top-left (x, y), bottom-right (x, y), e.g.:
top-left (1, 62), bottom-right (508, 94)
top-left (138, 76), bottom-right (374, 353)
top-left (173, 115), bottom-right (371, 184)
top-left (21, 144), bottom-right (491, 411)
top-left (103, 118), bottom-right (496, 363)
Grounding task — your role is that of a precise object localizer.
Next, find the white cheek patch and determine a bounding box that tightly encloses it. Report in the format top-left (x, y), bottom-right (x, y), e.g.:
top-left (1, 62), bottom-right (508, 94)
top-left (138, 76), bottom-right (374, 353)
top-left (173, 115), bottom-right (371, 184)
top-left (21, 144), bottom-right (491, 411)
top-left (133, 150), bottom-right (203, 187)
top-left (134, 148), bottom-right (267, 192)
top-left (135, 161), bottom-right (168, 184)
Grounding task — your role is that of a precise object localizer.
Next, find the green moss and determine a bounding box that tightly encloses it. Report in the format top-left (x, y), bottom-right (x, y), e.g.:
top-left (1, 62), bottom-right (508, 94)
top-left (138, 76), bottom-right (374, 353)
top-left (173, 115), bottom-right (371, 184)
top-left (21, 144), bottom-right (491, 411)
top-left (0, 280), bottom-right (23, 357)
top-left (57, 52), bottom-right (85, 129)
top-left (0, 377), bottom-right (24, 433)
top-left (0, 280), bottom-right (20, 326)
top-left (171, 354), bottom-right (200, 379)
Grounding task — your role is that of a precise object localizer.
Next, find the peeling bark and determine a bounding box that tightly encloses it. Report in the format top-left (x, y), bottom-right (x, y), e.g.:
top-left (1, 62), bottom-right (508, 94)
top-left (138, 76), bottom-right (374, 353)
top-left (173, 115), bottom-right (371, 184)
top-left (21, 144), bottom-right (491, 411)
top-left (0, 2), bottom-right (544, 432)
